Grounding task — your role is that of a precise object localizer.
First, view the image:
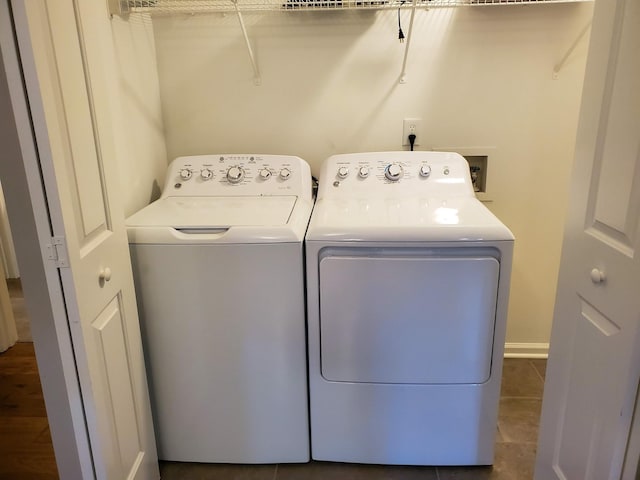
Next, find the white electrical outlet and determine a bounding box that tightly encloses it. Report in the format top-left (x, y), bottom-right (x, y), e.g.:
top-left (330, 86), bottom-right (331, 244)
top-left (402, 118), bottom-right (422, 146)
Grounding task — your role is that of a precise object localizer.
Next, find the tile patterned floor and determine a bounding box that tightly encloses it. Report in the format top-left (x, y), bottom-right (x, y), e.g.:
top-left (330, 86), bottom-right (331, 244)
top-left (159, 359), bottom-right (546, 480)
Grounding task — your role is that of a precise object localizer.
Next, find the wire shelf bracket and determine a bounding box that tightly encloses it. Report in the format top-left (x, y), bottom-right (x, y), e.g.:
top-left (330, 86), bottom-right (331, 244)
top-left (399, 0), bottom-right (418, 84)
top-left (233, 0), bottom-right (262, 85)
top-left (553, 19), bottom-right (592, 79)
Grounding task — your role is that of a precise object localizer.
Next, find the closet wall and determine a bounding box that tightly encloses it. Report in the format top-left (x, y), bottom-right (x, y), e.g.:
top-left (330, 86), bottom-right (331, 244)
top-left (111, 15), bottom-right (167, 217)
top-left (117, 3), bottom-right (594, 351)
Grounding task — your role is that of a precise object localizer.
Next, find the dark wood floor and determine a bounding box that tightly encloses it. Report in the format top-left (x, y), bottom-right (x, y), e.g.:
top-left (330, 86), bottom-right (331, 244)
top-left (0, 280), bottom-right (546, 480)
top-left (0, 342), bottom-right (58, 480)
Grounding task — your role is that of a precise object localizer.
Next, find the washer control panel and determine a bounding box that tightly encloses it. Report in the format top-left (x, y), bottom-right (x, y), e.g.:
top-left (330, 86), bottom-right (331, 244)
top-left (319, 151), bottom-right (474, 199)
top-left (163, 154), bottom-right (312, 200)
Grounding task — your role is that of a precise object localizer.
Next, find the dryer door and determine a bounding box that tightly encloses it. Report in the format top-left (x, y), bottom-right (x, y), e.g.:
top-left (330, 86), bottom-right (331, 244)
top-left (319, 252), bottom-right (500, 384)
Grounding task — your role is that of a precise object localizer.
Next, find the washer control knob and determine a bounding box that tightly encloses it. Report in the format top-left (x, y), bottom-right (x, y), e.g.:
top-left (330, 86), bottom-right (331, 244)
top-left (226, 166), bottom-right (245, 184)
top-left (200, 168), bottom-right (214, 180)
top-left (279, 168), bottom-right (291, 180)
top-left (385, 164), bottom-right (403, 181)
top-left (358, 166), bottom-right (370, 178)
top-left (259, 168), bottom-right (272, 180)
top-left (337, 166), bottom-right (349, 179)
top-left (180, 168), bottom-right (192, 180)
top-left (419, 164), bottom-right (432, 178)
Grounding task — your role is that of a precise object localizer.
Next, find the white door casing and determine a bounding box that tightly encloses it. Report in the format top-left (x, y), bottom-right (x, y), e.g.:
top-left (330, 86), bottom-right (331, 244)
top-left (12, 1), bottom-right (159, 479)
top-left (0, 185), bottom-right (19, 351)
top-left (0, 254), bottom-right (17, 352)
top-left (535, 0), bottom-right (640, 479)
top-left (0, 182), bottom-right (20, 278)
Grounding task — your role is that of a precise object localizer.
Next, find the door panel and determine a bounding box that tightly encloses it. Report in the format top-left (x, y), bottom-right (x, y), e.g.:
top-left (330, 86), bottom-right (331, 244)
top-left (556, 298), bottom-right (632, 480)
top-left (535, 0), bottom-right (640, 478)
top-left (45, 0), bottom-right (107, 239)
top-left (16, 1), bottom-right (159, 478)
top-left (586, 2), bottom-right (640, 257)
top-left (91, 295), bottom-right (143, 478)
top-left (320, 254), bottom-right (499, 384)
top-left (589, 0), bottom-right (640, 247)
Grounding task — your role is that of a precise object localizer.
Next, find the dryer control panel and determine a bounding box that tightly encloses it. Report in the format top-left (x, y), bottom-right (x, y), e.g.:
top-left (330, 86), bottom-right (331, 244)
top-left (317, 151), bottom-right (475, 200)
top-left (163, 154), bottom-right (312, 201)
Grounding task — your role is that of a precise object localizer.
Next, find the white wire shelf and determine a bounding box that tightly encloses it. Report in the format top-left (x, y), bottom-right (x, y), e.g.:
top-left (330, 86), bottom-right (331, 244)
top-left (108, 0), bottom-right (591, 86)
top-left (118, 0), bottom-right (590, 14)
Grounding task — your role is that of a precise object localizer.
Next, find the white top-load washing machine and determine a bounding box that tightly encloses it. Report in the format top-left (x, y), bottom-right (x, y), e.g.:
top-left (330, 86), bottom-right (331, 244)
top-left (305, 151), bottom-right (514, 466)
top-left (126, 154), bottom-right (313, 463)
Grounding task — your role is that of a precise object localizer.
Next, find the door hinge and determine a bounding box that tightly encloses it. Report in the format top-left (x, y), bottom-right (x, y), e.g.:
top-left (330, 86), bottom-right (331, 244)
top-left (46, 236), bottom-right (69, 268)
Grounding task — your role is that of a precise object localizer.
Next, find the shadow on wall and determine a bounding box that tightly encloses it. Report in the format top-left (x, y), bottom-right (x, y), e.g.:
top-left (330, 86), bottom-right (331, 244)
top-left (153, 7), bottom-right (458, 163)
top-left (111, 14), bottom-right (168, 217)
top-left (149, 179), bottom-right (162, 203)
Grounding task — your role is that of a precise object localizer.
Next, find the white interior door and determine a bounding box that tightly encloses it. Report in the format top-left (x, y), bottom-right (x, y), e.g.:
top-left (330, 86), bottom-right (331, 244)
top-left (535, 0), bottom-right (640, 479)
top-left (11, 1), bottom-right (159, 478)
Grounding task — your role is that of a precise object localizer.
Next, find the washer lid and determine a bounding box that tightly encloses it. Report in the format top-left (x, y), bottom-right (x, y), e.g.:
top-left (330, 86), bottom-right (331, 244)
top-left (126, 196), bottom-right (312, 244)
top-left (127, 196), bottom-right (297, 228)
top-left (306, 196), bottom-right (514, 242)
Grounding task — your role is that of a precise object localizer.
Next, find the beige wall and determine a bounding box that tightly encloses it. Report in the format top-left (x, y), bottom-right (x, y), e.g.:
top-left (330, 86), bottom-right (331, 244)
top-left (110, 15), bottom-right (167, 218)
top-left (152, 3), bottom-right (593, 350)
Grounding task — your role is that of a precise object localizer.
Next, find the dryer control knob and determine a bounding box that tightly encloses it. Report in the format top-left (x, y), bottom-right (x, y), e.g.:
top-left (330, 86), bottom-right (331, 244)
top-left (279, 168), bottom-right (291, 180)
top-left (226, 166), bottom-right (245, 184)
top-left (419, 164), bottom-right (431, 178)
top-left (180, 168), bottom-right (192, 180)
top-left (337, 167), bottom-right (349, 179)
top-left (385, 164), bottom-right (403, 181)
top-left (259, 168), bottom-right (272, 180)
top-left (358, 166), bottom-right (370, 178)
top-left (200, 168), bottom-right (214, 180)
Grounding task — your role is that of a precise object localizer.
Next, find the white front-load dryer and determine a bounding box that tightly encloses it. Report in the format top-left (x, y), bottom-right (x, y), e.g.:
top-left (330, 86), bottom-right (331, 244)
top-left (305, 151), bottom-right (514, 466)
top-left (126, 154), bottom-right (313, 463)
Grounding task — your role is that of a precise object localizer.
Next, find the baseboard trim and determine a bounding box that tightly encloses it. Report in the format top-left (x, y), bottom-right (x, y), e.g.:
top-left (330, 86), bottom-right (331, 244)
top-left (504, 342), bottom-right (549, 359)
